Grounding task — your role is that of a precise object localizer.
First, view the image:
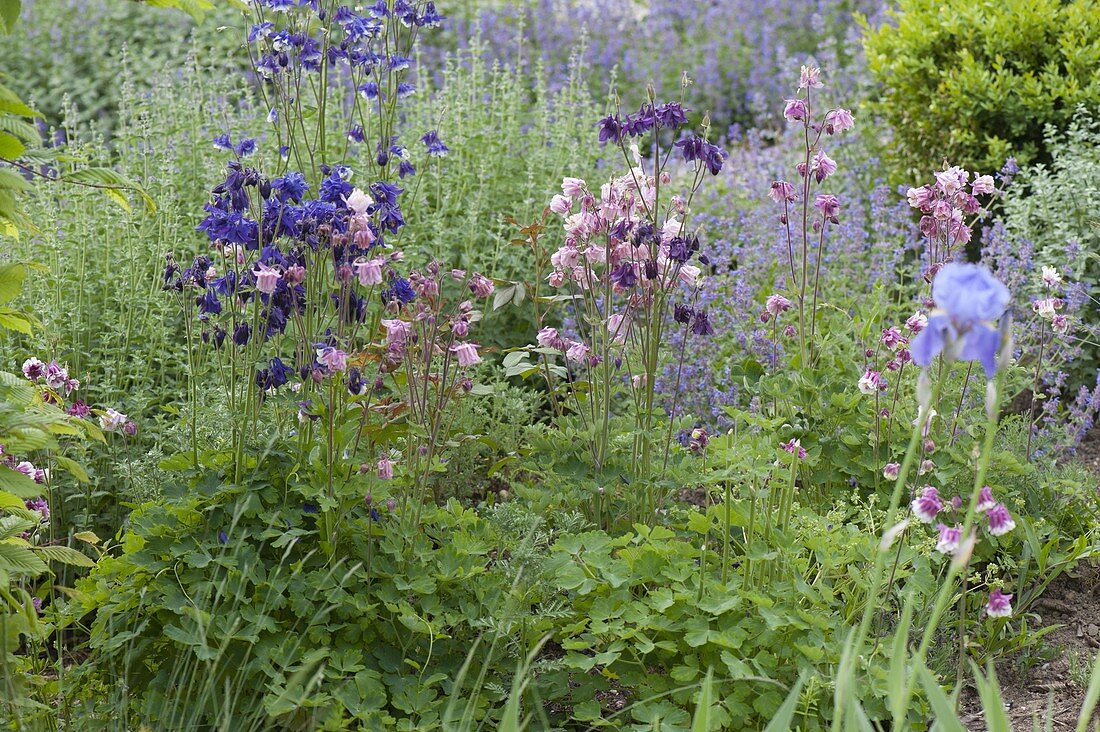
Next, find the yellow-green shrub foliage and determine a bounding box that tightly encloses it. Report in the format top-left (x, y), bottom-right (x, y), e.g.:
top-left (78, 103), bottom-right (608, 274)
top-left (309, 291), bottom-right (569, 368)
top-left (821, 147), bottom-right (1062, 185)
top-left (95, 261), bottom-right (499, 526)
top-left (862, 0), bottom-right (1100, 181)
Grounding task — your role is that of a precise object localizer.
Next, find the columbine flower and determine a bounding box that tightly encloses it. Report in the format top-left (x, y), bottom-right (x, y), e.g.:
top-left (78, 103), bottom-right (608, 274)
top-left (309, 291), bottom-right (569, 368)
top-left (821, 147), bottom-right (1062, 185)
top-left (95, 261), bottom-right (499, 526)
top-left (25, 497), bottom-right (49, 523)
top-left (561, 177), bottom-right (586, 197)
top-left (346, 188), bottom-right (373, 215)
top-left (377, 457), bottom-right (394, 480)
top-left (780, 438), bottom-right (807, 459)
top-left (883, 462), bottom-right (900, 481)
top-left (316, 346), bottom-right (348, 373)
top-left (451, 342), bottom-right (481, 368)
top-left (986, 504), bottom-right (1016, 536)
top-left (1052, 314), bottom-right (1070, 335)
top-left (769, 180), bottom-right (797, 203)
top-left (22, 357), bottom-right (45, 381)
top-left (1032, 297), bottom-right (1061, 320)
top-left (799, 64), bottom-right (823, 89)
top-left (354, 258), bottom-right (384, 286)
top-left (536, 327), bottom-right (562, 349)
top-left (881, 327), bottom-right (906, 350)
top-left (254, 261), bottom-right (282, 295)
top-left (976, 486), bottom-right (996, 512)
top-left (911, 486), bottom-right (943, 523)
top-left (858, 369), bottom-right (886, 395)
top-left (420, 130), bottom-right (449, 157)
top-left (99, 408), bottom-right (128, 432)
top-left (918, 459), bottom-right (935, 475)
top-left (823, 108), bottom-right (854, 134)
top-left (44, 361), bottom-right (69, 390)
top-left (935, 523), bottom-right (962, 554)
top-left (565, 342), bottom-right (589, 363)
top-left (813, 194), bottom-right (840, 223)
top-left (971, 175), bottom-right (996, 196)
top-left (910, 263), bottom-right (1010, 377)
top-left (986, 588), bottom-right (1012, 618)
top-left (549, 194), bottom-right (572, 214)
top-left (809, 150), bottom-right (837, 182)
top-left (1040, 266), bottom-right (1063, 289)
top-left (381, 319), bottom-right (411, 345)
top-left (905, 311), bottom-right (928, 334)
top-left (783, 99), bottom-right (808, 122)
top-left (468, 273), bottom-right (494, 298)
top-left (763, 294), bottom-right (792, 320)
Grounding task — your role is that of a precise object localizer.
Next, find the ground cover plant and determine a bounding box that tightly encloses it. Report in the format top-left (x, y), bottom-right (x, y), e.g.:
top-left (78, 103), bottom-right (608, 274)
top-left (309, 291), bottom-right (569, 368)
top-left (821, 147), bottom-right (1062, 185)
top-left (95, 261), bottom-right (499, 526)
top-left (2, 0), bottom-right (1100, 730)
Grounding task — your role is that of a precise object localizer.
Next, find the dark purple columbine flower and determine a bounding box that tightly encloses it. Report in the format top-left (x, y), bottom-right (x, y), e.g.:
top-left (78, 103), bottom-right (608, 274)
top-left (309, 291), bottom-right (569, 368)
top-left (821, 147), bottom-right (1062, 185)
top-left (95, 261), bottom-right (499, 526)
top-left (232, 322), bottom-right (252, 347)
top-left (347, 367), bottom-right (367, 396)
top-left (691, 310), bottom-right (714, 336)
top-left (674, 304), bottom-right (694, 324)
top-left (218, 530), bottom-right (229, 544)
top-left (382, 277), bottom-right (417, 305)
top-left (597, 114), bottom-right (624, 144)
top-left (421, 130), bottom-right (449, 157)
top-left (674, 136), bottom-right (727, 175)
top-left (655, 102), bottom-right (689, 129)
top-left (910, 263), bottom-right (1011, 377)
top-left (609, 262), bottom-right (637, 289)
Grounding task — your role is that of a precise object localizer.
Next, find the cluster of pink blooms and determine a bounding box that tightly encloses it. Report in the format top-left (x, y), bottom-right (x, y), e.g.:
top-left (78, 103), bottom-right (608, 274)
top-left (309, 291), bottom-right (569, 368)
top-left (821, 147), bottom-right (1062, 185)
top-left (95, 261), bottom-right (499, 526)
top-left (907, 484), bottom-right (1017, 616)
top-left (856, 314), bottom-right (923, 399)
top-left (22, 358), bottom-right (79, 395)
top-left (906, 166), bottom-right (995, 250)
top-left (22, 357), bottom-right (136, 434)
top-left (1033, 265), bottom-right (1070, 335)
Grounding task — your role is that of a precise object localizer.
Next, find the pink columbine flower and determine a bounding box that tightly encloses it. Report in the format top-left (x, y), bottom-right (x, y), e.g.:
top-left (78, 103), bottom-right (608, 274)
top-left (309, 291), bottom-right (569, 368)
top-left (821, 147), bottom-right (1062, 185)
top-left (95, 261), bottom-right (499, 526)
top-left (935, 523), bottom-right (962, 554)
top-left (780, 438), bottom-right (807, 459)
top-left (44, 361), bottom-right (69, 391)
top-left (769, 180), bottom-right (797, 203)
top-left (1040, 266), bottom-right (1063, 289)
top-left (906, 185), bottom-right (936, 211)
top-left (783, 98), bottom-right (808, 122)
top-left (565, 341), bottom-right (589, 364)
top-left (911, 486), bottom-right (943, 523)
top-left (986, 589), bottom-right (1012, 618)
top-left (561, 177), bottom-right (586, 197)
top-left (824, 108), bottom-right (854, 134)
top-left (469, 273), bottom-right (495, 298)
top-left (15, 461), bottom-right (36, 479)
top-left (381, 319), bottom-right (411, 345)
top-left (971, 175), bottom-right (996, 196)
top-left (377, 457), bottom-right (394, 480)
top-left (976, 486), bottom-right (996, 512)
top-left (255, 262), bottom-right (282, 295)
top-left (316, 346), bottom-right (348, 373)
top-left (99, 408), bottom-right (129, 432)
top-left (814, 194), bottom-right (840, 222)
top-left (536, 327), bottom-right (562, 349)
top-left (883, 462), bottom-right (900, 481)
top-left (354, 258), bottom-right (384, 286)
top-left (918, 459), bottom-right (935, 476)
top-left (765, 294), bottom-right (792, 317)
top-left (1033, 297), bottom-right (1060, 319)
top-left (1052, 314), bottom-right (1070, 335)
top-left (905, 311), bottom-right (928, 333)
top-left (858, 369), bottom-right (886, 395)
top-left (810, 150), bottom-right (837, 183)
top-left (22, 357), bottom-right (45, 381)
top-left (549, 194), bottom-right (572, 214)
top-left (881, 327), bottom-right (906, 350)
top-left (986, 504), bottom-right (1016, 536)
top-left (25, 496), bottom-right (49, 522)
top-left (799, 64), bottom-right (823, 89)
top-left (285, 264), bottom-right (306, 284)
top-left (451, 342), bottom-right (481, 368)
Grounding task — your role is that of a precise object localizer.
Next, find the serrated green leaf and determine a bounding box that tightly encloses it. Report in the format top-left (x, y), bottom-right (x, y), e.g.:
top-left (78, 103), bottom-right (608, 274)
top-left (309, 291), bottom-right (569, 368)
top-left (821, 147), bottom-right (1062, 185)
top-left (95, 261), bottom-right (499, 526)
top-left (33, 544), bottom-right (95, 568)
top-left (0, 542), bottom-right (48, 575)
top-left (0, 465), bottom-right (40, 498)
top-left (54, 455), bottom-right (89, 483)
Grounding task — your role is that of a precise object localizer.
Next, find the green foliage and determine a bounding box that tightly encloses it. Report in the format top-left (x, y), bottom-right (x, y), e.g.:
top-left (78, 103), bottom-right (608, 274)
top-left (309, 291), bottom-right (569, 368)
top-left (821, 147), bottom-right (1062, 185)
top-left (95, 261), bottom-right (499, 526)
top-left (863, 0), bottom-right (1100, 182)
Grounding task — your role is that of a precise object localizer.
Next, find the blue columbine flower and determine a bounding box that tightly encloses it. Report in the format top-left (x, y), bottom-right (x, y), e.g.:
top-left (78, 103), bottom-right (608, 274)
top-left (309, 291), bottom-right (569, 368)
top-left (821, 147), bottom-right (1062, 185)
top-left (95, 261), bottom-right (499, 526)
top-left (910, 263), bottom-right (1011, 377)
top-left (213, 134), bottom-right (233, 151)
top-left (382, 277), bottom-right (416, 305)
top-left (420, 130), bottom-right (449, 157)
top-left (597, 114), bottom-right (624, 144)
top-left (235, 138), bottom-right (257, 157)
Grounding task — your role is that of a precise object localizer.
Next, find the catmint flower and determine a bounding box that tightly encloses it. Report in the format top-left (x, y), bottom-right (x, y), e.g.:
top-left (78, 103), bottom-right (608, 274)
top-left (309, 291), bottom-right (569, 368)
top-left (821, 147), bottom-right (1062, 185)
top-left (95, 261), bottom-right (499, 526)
top-left (986, 504), bottom-right (1016, 536)
top-left (316, 346), bottom-right (348, 373)
top-left (99, 408), bottom-right (128, 432)
top-left (377, 457), bottom-right (394, 480)
top-left (783, 99), bottom-right (808, 121)
top-left (911, 485), bottom-right (943, 523)
top-left (780, 438), bottom-right (807, 459)
top-left (935, 523), bottom-right (962, 554)
top-left (1040, 266), bottom-right (1063, 289)
top-left (986, 589), bottom-right (1012, 618)
top-left (769, 180), bottom-right (797, 203)
top-left (883, 462), bottom-right (900, 481)
top-left (910, 263), bottom-right (1010, 377)
top-left (451, 342), bottom-right (481, 368)
top-left (469, 273), bottom-right (494, 298)
top-left (22, 357), bottom-right (45, 381)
